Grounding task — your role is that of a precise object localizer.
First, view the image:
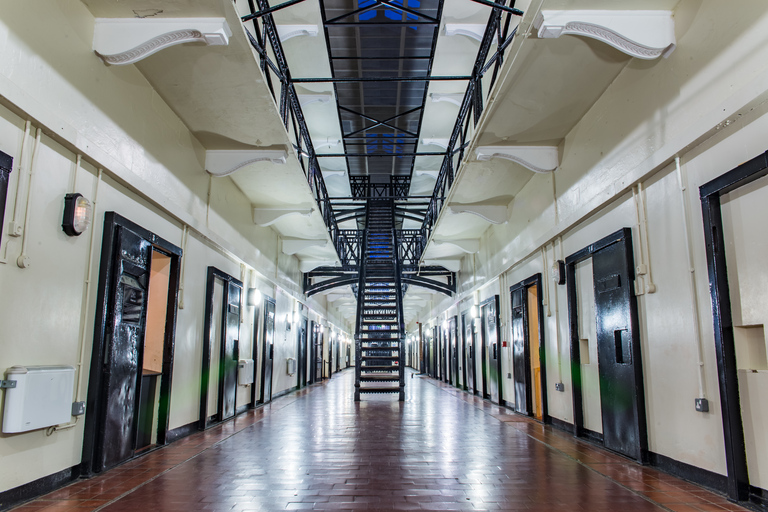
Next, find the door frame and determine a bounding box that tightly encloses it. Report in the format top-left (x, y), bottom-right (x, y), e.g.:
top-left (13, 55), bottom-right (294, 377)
top-left (449, 316), bottom-right (459, 387)
top-left (309, 320), bottom-right (317, 384)
top-left (509, 274), bottom-right (549, 423)
top-left (199, 267), bottom-right (242, 430)
top-left (461, 310), bottom-right (476, 393)
top-left (249, 301), bottom-right (261, 407)
top-left (297, 314), bottom-right (308, 387)
top-left (259, 296), bottom-right (276, 403)
top-left (700, 150), bottom-right (768, 502)
top-left (479, 295), bottom-right (502, 403)
top-left (82, 212), bottom-right (181, 475)
top-left (565, 227), bottom-right (647, 460)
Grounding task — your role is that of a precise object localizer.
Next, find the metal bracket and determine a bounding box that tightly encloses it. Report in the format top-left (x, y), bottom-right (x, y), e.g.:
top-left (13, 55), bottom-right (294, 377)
top-left (0, 380), bottom-right (17, 389)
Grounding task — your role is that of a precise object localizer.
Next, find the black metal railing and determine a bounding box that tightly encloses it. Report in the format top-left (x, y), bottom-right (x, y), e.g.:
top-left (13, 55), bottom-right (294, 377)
top-left (336, 229), bottom-right (363, 268)
top-left (348, 175), bottom-right (412, 199)
top-left (397, 230), bottom-right (422, 266)
top-left (241, 0), bottom-right (343, 258)
top-left (414, 1), bottom-right (522, 259)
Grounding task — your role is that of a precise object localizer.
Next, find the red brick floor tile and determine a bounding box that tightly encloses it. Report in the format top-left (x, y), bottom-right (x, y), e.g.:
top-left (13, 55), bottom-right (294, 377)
top-left (8, 369), bottom-right (758, 512)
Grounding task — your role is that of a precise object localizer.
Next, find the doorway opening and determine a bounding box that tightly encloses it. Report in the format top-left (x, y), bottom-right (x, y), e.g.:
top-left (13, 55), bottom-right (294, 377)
top-left (701, 151), bottom-right (768, 505)
top-left (565, 228), bottom-right (648, 463)
top-left (82, 213), bottom-right (181, 475)
top-left (199, 267), bottom-right (242, 429)
top-left (510, 274), bottom-right (548, 422)
top-left (479, 295), bottom-right (502, 404)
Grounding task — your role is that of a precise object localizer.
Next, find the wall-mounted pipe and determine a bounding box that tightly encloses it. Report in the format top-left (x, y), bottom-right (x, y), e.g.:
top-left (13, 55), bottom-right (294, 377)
top-left (540, 246), bottom-right (551, 317)
top-left (53, 167), bottom-right (103, 434)
top-left (71, 154), bottom-right (82, 193)
top-left (675, 156), bottom-right (707, 399)
top-left (7, 120), bottom-right (32, 242)
top-left (17, 128), bottom-right (42, 269)
top-left (178, 225), bottom-right (189, 310)
top-left (552, 237), bottom-right (564, 384)
top-left (632, 182), bottom-right (657, 294)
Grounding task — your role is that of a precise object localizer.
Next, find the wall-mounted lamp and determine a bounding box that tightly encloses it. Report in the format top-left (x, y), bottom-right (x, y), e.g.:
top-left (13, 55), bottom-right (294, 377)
top-left (293, 310), bottom-right (301, 324)
top-left (62, 193), bottom-right (92, 236)
top-left (442, 320), bottom-right (449, 332)
top-left (470, 305), bottom-right (479, 319)
top-left (246, 288), bottom-right (262, 307)
top-left (553, 260), bottom-right (566, 285)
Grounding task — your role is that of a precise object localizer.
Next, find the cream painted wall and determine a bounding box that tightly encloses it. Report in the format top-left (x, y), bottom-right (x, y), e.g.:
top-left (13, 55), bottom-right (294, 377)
top-left (417, 0), bottom-right (768, 481)
top-left (0, 1), bottom-right (349, 496)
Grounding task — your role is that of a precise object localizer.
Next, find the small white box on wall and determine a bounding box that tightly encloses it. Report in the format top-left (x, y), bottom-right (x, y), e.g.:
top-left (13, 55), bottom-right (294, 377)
top-left (286, 357), bottom-right (296, 376)
top-left (2, 365), bottom-right (75, 433)
top-left (238, 359), bottom-right (255, 385)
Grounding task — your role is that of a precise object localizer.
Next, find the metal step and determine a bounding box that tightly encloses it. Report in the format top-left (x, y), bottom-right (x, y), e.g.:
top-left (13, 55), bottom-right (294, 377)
top-left (360, 375), bottom-right (399, 382)
top-left (359, 386), bottom-right (400, 394)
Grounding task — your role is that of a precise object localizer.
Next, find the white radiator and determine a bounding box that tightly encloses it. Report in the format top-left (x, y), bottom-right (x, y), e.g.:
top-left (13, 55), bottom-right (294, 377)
top-left (238, 359), bottom-right (255, 385)
top-left (3, 365), bottom-right (75, 433)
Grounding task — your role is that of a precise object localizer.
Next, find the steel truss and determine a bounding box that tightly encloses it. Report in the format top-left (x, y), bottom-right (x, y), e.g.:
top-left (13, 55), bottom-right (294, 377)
top-left (241, 0), bottom-right (523, 299)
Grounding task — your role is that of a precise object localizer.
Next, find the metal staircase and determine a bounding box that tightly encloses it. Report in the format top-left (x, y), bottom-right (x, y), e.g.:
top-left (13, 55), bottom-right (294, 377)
top-left (354, 198), bottom-right (405, 401)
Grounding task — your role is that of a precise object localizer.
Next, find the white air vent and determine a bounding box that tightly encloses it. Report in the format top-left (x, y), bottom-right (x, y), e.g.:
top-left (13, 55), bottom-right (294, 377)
top-left (3, 366), bottom-right (75, 433)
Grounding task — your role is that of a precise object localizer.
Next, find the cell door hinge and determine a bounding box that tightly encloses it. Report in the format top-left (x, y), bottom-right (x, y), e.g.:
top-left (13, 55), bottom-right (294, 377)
top-left (0, 380), bottom-right (17, 389)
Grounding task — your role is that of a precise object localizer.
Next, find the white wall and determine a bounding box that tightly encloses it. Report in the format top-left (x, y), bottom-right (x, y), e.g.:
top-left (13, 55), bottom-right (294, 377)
top-left (417, 0), bottom-right (768, 481)
top-left (0, 1), bottom-right (349, 496)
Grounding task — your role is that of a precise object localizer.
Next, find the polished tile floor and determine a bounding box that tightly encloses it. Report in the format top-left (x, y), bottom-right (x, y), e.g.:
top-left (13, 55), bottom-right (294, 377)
top-left (13, 369), bottom-right (751, 512)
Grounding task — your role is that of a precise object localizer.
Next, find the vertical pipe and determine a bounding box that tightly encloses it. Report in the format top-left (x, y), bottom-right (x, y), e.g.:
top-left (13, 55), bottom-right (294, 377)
top-left (71, 154), bottom-right (82, 193)
top-left (676, 156), bottom-right (707, 399)
top-left (637, 181), bottom-right (657, 293)
top-left (178, 225), bottom-right (189, 309)
top-left (552, 238), bottom-right (563, 383)
top-left (9, 120), bottom-right (32, 233)
top-left (54, 167), bottom-right (103, 433)
top-left (17, 128), bottom-right (42, 268)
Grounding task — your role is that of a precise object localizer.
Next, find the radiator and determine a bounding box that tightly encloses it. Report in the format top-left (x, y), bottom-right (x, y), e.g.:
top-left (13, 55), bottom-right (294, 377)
top-left (2, 365), bottom-right (75, 433)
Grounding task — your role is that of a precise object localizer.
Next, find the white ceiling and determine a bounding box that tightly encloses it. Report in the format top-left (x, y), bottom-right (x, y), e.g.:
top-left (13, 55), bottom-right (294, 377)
top-left (80, 0), bottom-right (682, 326)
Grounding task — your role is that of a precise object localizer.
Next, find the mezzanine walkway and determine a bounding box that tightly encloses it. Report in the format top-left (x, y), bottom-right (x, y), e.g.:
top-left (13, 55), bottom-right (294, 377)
top-left (12, 369), bottom-right (748, 512)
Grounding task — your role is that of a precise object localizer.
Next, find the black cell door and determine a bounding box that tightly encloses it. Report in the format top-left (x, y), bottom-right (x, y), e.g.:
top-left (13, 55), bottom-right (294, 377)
top-left (100, 226), bottom-right (151, 469)
top-left (260, 298), bottom-right (275, 403)
top-left (221, 281), bottom-right (241, 420)
top-left (566, 228), bottom-right (647, 463)
top-left (309, 322), bottom-right (317, 384)
top-left (462, 312), bottom-right (475, 394)
top-left (511, 287), bottom-right (531, 415)
top-left (450, 317), bottom-right (459, 387)
top-left (84, 213), bottom-right (181, 476)
top-left (481, 296), bottom-right (502, 403)
top-left (592, 235), bottom-right (646, 461)
top-left (200, 267), bottom-right (242, 427)
top-left (298, 316), bottom-right (308, 387)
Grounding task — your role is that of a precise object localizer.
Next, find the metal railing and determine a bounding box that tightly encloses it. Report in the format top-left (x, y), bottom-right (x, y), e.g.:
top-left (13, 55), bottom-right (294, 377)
top-left (414, 1), bottom-right (522, 260)
top-left (241, 0), bottom-right (343, 259)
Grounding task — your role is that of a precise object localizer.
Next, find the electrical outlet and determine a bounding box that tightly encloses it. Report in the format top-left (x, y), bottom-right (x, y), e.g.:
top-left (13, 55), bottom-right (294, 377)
top-left (554, 382), bottom-right (565, 392)
top-left (72, 401), bottom-right (86, 416)
top-left (695, 398), bottom-right (709, 412)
